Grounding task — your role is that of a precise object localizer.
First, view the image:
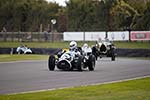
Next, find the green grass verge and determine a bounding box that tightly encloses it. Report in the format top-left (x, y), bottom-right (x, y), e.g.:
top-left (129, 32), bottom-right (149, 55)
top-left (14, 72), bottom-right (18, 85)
top-left (0, 54), bottom-right (49, 62)
top-left (0, 41), bottom-right (150, 49)
top-left (0, 77), bottom-right (150, 100)
top-left (0, 55), bottom-right (149, 62)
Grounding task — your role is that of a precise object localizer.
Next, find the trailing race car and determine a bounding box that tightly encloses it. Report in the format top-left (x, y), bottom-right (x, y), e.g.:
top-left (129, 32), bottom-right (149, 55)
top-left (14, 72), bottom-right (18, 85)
top-left (82, 43), bottom-right (96, 70)
top-left (92, 39), bottom-right (116, 61)
top-left (16, 44), bottom-right (32, 54)
top-left (48, 41), bottom-right (96, 71)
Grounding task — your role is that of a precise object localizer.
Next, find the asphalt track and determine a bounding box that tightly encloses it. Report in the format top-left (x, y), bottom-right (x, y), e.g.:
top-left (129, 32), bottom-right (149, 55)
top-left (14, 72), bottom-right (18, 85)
top-left (0, 58), bottom-right (150, 94)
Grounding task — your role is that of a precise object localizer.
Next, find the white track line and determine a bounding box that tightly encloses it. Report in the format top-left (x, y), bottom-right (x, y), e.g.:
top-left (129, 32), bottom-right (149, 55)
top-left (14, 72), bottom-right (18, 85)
top-left (8, 75), bottom-right (150, 95)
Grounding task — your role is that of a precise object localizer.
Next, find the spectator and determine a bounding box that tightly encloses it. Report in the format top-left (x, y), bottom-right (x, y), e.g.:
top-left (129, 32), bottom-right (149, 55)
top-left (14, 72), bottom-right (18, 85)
top-left (1, 27), bottom-right (7, 41)
top-left (44, 30), bottom-right (49, 41)
top-left (1, 27), bottom-right (7, 32)
top-left (26, 32), bottom-right (32, 41)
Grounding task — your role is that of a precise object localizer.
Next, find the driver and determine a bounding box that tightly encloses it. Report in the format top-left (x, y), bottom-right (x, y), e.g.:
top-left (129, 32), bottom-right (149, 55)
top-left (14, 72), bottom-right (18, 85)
top-left (69, 41), bottom-right (77, 51)
top-left (69, 41), bottom-right (80, 56)
top-left (82, 43), bottom-right (92, 54)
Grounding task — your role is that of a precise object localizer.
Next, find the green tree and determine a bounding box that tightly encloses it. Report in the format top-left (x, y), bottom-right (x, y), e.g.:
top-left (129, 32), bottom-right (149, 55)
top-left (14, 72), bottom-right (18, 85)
top-left (109, 0), bottom-right (139, 30)
top-left (132, 1), bottom-right (150, 30)
top-left (0, 0), bottom-right (61, 32)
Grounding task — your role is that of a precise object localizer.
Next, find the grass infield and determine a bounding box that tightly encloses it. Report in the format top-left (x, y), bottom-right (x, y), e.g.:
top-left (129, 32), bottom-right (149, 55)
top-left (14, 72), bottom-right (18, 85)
top-left (0, 55), bottom-right (150, 62)
top-left (0, 77), bottom-right (150, 100)
top-left (0, 41), bottom-right (150, 49)
top-left (0, 54), bottom-right (49, 62)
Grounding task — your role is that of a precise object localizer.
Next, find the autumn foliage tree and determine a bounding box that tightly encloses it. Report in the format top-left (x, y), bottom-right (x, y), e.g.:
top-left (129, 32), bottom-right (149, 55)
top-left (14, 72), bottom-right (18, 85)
top-left (0, 0), bottom-right (150, 32)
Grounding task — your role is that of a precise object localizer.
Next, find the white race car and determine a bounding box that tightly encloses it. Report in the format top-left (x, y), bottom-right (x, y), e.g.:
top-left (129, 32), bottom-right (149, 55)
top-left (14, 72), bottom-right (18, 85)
top-left (16, 45), bottom-right (32, 54)
top-left (48, 47), bottom-right (96, 71)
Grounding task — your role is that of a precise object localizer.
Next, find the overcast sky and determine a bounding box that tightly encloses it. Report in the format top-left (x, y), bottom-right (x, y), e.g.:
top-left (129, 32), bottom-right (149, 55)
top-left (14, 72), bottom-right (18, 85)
top-left (45, 0), bottom-right (69, 6)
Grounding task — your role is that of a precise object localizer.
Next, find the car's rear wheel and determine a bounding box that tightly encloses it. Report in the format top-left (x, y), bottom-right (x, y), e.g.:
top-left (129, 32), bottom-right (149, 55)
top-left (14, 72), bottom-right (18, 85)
top-left (48, 55), bottom-right (56, 71)
top-left (88, 55), bottom-right (95, 71)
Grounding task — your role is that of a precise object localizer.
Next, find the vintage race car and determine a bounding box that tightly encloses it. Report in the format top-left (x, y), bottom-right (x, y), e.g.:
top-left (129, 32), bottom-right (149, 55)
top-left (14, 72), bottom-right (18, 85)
top-left (48, 47), bottom-right (96, 71)
top-left (16, 45), bottom-right (32, 54)
top-left (82, 46), bottom-right (96, 71)
top-left (92, 39), bottom-right (116, 61)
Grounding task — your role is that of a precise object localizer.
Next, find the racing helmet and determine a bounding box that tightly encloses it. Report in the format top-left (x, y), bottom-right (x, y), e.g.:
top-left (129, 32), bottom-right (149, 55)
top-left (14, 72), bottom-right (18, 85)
top-left (83, 43), bottom-right (88, 48)
top-left (69, 41), bottom-right (77, 50)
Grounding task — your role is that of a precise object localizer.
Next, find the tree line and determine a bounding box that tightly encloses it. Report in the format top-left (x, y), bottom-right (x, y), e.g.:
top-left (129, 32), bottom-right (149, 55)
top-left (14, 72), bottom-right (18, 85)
top-left (0, 0), bottom-right (150, 32)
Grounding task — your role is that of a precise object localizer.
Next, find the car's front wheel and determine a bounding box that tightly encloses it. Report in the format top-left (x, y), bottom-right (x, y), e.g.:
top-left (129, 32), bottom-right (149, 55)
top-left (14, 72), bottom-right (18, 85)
top-left (48, 55), bottom-right (56, 71)
top-left (77, 56), bottom-right (84, 71)
top-left (88, 55), bottom-right (96, 71)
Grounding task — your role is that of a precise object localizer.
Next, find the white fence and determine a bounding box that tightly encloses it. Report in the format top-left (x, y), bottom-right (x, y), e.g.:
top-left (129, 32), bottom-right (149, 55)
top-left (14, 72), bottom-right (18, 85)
top-left (63, 31), bottom-right (129, 41)
top-left (107, 31), bottom-right (129, 41)
top-left (63, 32), bottom-right (106, 41)
top-left (63, 32), bottom-right (84, 41)
top-left (1, 31), bottom-right (150, 42)
top-left (85, 32), bottom-right (106, 41)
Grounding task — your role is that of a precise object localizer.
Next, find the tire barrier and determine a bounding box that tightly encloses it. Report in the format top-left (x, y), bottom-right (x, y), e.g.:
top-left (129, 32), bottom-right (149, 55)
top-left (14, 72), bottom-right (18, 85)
top-left (0, 48), bottom-right (150, 57)
top-left (116, 48), bottom-right (150, 57)
top-left (0, 48), bottom-right (61, 55)
top-left (31, 48), bottom-right (61, 55)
